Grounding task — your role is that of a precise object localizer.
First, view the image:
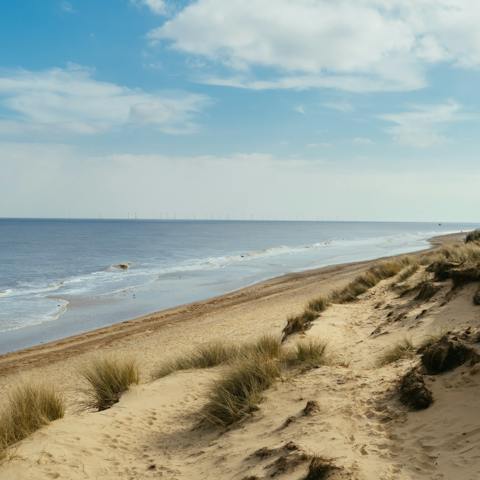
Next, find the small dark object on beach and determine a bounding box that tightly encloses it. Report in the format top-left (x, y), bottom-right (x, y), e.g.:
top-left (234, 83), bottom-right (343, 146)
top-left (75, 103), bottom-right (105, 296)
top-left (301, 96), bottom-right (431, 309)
top-left (399, 369), bottom-right (433, 410)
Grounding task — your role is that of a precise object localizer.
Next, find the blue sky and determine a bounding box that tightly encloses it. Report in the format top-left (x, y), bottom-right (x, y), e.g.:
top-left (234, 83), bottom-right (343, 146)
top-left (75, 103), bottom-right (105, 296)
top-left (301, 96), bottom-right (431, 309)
top-left (1, 0), bottom-right (480, 221)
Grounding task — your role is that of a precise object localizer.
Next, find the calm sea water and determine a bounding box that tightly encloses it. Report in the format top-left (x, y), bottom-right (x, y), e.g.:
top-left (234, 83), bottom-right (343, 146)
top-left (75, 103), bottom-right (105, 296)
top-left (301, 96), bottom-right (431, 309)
top-left (0, 219), bottom-right (476, 353)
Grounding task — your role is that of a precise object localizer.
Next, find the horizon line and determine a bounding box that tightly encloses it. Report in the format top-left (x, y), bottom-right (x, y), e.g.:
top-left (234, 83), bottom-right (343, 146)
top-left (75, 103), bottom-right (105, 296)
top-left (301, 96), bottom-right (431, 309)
top-left (0, 217), bottom-right (477, 224)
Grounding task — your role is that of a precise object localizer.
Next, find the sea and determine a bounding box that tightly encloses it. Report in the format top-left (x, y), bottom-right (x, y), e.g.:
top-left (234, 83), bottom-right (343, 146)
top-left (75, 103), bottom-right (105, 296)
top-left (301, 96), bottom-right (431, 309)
top-left (0, 219), bottom-right (476, 354)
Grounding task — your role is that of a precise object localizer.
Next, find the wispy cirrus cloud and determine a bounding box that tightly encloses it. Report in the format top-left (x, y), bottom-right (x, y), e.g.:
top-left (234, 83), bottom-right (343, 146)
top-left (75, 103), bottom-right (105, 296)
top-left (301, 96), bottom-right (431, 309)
top-left (0, 65), bottom-right (210, 136)
top-left (380, 100), bottom-right (468, 148)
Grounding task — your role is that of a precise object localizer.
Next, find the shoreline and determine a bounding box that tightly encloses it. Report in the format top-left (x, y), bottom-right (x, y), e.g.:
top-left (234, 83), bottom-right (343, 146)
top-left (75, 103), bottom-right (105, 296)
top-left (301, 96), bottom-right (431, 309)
top-left (0, 231), bottom-right (464, 379)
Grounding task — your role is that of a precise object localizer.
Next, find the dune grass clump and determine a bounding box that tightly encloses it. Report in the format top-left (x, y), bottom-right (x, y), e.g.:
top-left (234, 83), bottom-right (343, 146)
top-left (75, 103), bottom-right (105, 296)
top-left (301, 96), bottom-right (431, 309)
top-left (285, 339), bottom-right (327, 368)
top-left (81, 357), bottom-right (139, 411)
top-left (0, 384), bottom-right (64, 456)
top-left (377, 339), bottom-right (416, 366)
top-left (202, 354), bottom-right (282, 426)
top-left (282, 310), bottom-right (318, 340)
top-left (307, 296), bottom-right (330, 313)
top-left (330, 259), bottom-right (407, 304)
top-left (154, 335), bottom-right (282, 379)
top-left (427, 243), bottom-right (480, 284)
top-left (242, 335), bottom-right (282, 359)
top-left (396, 263), bottom-right (419, 283)
top-left (154, 342), bottom-right (239, 378)
top-left (281, 259), bottom-right (411, 340)
top-left (465, 229), bottom-right (480, 244)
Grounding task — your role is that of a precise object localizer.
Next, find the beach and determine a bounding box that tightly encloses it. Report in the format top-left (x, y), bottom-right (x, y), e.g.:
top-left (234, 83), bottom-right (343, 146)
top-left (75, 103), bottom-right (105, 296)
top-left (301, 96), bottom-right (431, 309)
top-left (1, 231), bottom-right (480, 479)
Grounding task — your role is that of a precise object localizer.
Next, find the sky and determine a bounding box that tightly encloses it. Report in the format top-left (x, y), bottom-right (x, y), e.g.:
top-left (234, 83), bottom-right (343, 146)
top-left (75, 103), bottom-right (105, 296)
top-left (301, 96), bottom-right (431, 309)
top-left (1, 0), bottom-right (480, 221)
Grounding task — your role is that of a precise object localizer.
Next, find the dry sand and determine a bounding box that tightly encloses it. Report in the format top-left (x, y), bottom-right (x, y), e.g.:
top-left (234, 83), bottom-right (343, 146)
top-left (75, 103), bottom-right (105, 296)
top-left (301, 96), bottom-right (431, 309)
top-left (1, 232), bottom-right (479, 479)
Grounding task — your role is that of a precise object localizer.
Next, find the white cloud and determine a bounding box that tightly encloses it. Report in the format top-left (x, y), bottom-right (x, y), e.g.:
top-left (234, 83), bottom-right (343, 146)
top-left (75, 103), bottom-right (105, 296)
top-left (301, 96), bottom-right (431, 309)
top-left (0, 65), bottom-right (209, 136)
top-left (294, 105), bottom-right (306, 115)
top-left (149, 0), bottom-right (480, 92)
top-left (131, 0), bottom-right (166, 15)
top-left (380, 100), bottom-right (466, 148)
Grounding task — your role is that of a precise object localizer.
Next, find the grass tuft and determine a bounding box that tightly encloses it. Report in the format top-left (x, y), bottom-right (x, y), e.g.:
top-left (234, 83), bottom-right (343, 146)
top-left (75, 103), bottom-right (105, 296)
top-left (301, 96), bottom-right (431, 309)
top-left (427, 243), bottom-right (480, 285)
top-left (285, 339), bottom-right (327, 368)
top-left (330, 259), bottom-right (407, 304)
top-left (282, 310), bottom-right (318, 340)
top-left (377, 339), bottom-right (416, 366)
top-left (307, 296), bottom-right (330, 313)
top-left (396, 263), bottom-right (419, 283)
top-left (153, 335), bottom-right (282, 379)
top-left (154, 342), bottom-right (239, 379)
top-left (242, 335), bottom-right (282, 359)
top-left (0, 384), bottom-right (64, 457)
top-left (202, 354), bottom-right (282, 426)
top-left (81, 357), bottom-right (139, 411)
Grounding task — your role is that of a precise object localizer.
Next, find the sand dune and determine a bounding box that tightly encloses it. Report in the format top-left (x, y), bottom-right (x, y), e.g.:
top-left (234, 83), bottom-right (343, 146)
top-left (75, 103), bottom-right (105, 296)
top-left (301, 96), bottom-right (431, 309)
top-left (1, 233), bottom-right (479, 479)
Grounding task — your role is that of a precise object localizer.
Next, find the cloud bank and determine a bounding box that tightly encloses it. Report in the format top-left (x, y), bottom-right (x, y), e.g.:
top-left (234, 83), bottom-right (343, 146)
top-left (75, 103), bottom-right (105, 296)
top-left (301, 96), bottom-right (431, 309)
top-left (0, 65), bottom-right (209, 136)
top-left (150, 0), bottom-right (480, 92)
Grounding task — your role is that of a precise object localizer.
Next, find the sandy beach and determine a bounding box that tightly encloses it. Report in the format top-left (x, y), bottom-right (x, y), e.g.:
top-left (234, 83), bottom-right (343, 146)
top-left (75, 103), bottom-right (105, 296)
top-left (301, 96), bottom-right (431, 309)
top-left (1, 231), bottom-right (479, 479)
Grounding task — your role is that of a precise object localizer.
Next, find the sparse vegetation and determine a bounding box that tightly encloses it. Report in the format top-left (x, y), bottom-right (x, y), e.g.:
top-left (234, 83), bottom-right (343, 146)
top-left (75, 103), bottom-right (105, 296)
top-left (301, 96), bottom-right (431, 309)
top-left (281, 258), bottom-right (411, 340)
top-left (330, 259), bottom-right (409, 304)
top-left (465, 229), bottom-right (480, 244)
top-left (202, 354), bottom-right (282, 426)
top-left (282, 310), bottom-right (318, 340)
top-left (427, 243), bottom-right (480, 285)
top-left (377, 338), bottom-right (416, 366)
top-left (199, 335), bottom-right (327, 426)
top-left (81, 357), bottom-right (139, 411)
top-left (154, 342), bottom-right (239, 378)
top-left (154, 335), bottom-right (282, 379)
top-left (396, 263), bottom-right (419, 283)
top-left (243, 335), bottom-right (282, 359)
top-left (0, 384), bottom-right (64, 457)
top-left (285, 339), bottom-right (327, 368)
top-left (307, 296), bottom-right (330, 313)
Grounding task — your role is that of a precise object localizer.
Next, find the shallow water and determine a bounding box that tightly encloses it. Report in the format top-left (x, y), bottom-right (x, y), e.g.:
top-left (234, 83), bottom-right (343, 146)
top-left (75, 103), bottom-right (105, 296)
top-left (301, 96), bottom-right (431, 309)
top-left (0, 219), bottom-right (475, 353)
